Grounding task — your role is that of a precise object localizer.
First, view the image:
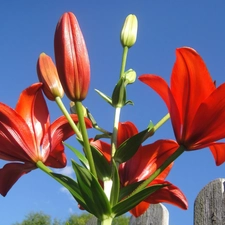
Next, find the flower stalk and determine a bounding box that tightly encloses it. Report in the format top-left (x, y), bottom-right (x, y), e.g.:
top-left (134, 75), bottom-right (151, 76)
top-left (143, 113), bottom-right (170, 141)
top-left (55, 96), bottom-right (82, 140)
top-left (75, 101), bottom-right (97, 177)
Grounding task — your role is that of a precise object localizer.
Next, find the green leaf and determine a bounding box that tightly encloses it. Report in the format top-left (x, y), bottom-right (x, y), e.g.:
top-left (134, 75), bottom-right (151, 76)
top-left (63, 142), bottom-right (89, 169)
top-left (90, 144), bottom-right (112, 179)
top-left (110, 159), bottom-right (120, 206)
top-left (76, 139), bottom-right (111, 179)
top-left (125, 100), bottom-right (134, 106)
top-left (119, 181), bottom-right (144, 201)
top-left (114, 128), bottom-right (149, 164)
top-left (71, 160), bottom-right (112, 219)
top-left (112, 184), bottom-right (166, 217)
top-left (50, 173), bottom-right (88, 211)
top-left (95, 89), bottom-right (112, 105)
top-left (112, 78), bottom-right (126, 108)
top-left (94, 133), bottom-right (111, 141)
top-left (147, 120), bottom-right (154, 130)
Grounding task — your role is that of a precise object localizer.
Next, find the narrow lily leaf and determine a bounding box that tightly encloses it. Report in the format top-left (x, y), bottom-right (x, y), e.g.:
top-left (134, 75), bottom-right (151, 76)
top-left (147, 120), bottom-right (154, 130)
top-left (50, 172), bottom-right (88, 211)
top-left (71, 160), bottom-right (112, 218)
top-left (114, 129), bottom-right (149, 164)
top-left (90, 145), bottom-right (111, 179)
top-left (77, 138), bottom-right (111, 179)
top-left (110, 159), bottom-right (120, 206)
top-left (63, 142), bottom-right (89, 169)
top-left (94, 133), bottom-right (111, 141)
top-left (119, 181), bottom-right (144, 201)
top-left (95, 89), bottom-right (112, 105)
top-left (112, 78), bottom-right (126, 108)
top-left (112, 184), bottom-right (166, 217)
top-left (125, 100), bottom-right (134, 106)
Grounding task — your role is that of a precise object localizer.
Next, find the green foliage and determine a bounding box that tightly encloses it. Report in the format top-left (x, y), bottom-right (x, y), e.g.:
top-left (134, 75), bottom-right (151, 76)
top-left (12, 212), bottom-right (56, 225)
top-left (112, 215), bottom-right (129, 225)
top-left (12, 211), bottom-right (129, 225)
top-left (65, 213), bottom-right (92, 225)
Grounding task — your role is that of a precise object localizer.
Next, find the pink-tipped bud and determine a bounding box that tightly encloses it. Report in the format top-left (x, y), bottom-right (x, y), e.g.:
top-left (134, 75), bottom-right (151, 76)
top-left (54, 12), bottom-right (90, 101)
top-left (37, 53), bottom-right (64, 100)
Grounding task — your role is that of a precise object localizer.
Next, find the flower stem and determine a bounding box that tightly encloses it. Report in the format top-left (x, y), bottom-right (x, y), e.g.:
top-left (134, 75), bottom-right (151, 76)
top-left (143, 113), bottom-right (170, 142)
top-left (55, 96), bottom-right (82, 140)
top-left (131, 145), bottom-right (185, 196)
top-left (120, 46), bottom-right (128, 79)
top-left (75, 101), bottom-right (97, 177)
top-left (111, 46), bottom-right (129, 156)
top-left (111, 107), bottom-right (121, 157)
top-left (154, 113), bottom-right (170, 131)
top-left (97, 217), bottom-right (113, 225)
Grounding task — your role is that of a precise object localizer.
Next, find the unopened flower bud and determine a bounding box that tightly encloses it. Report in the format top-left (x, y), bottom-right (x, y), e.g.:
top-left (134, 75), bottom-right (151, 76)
top-left (120, 14), bottom-right (138, 48)
top-left (124, 69), bottom-right (136, 85)
top-left (37, 53), bottom-right (64, 100)
top-left (54, 12), bottom-right (90, 102)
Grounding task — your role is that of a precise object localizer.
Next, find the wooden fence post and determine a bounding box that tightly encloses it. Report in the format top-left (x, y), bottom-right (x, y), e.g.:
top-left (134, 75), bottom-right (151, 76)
top-left (129, 203), bottom-right (169, 225)
top-left (194, 178), bottom-right (225, 225)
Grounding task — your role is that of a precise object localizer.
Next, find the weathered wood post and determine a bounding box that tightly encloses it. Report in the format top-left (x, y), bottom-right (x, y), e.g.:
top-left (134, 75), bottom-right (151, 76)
top-left (129, 203), bottom-right (169, 225)
top-left (194, 178), bottom-right (225, 225)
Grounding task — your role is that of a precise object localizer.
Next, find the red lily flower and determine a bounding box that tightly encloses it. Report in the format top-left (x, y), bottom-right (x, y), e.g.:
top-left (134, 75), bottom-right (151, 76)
top-left (139, 47), bottom-right (225, 164)
top-left (91, 122), bottom-right (187, 217)
top-left (54, 12), bottom-right (90, 101)
top-left (0, 83), bottom-right (92, 196)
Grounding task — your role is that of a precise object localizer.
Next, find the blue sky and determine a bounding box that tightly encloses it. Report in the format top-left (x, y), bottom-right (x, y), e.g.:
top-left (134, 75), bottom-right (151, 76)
top-left (1, 1), bottom-right (225, 225)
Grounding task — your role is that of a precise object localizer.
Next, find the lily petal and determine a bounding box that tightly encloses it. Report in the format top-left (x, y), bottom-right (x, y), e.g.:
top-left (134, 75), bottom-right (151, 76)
top-left (146, 180), bottom-right (188, 210)
top-left (117, 122), bottom-right (138, 146)
top-left (0, 103), bottom-right (36, 162)
top-left (120, 140), bottom-right (178, 185)
top-left (130, 180), bottom-right (187, 217)
top-left (170, 48), bottom-right (215, 141)
top-left (44, 146), bottom-right (67, 168)
top-left (138, 75), bottom-right (181, 140)
top-left (0, 163), bottom-right (35, 196)
top-left (209, 143), bottom-right (225, 166)
top-left (15, 83), bottom-right (50, 155)
top-left (188, 83), bottom-right (225, 149)
top-left (43, 114), bottom-right (92, 167)
top-left (90, 139), bottom-right (111, 163)
top-left (129, 201), bottom-right (150, 217)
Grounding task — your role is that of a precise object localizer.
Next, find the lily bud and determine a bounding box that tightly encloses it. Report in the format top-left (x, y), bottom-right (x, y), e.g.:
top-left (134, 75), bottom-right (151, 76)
top-left (120, 14), bottom-right (138, 48)
top-left (37, 53), bottom-right (64, 100)
top-left (54, 12), bottom-right (90, 102)
top-left (124, 69), bottom-right (136, 85)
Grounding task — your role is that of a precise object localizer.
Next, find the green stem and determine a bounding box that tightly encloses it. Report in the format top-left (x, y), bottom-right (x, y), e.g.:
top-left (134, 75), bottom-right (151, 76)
top-left (111, 107), bottom-right (121, 157)
top-left (154, 113), bottom-right (170, 131)
top-left (131, 145), bottom-right (185, 196)
top-left (120, 46), bottom-right (128, 78)
top-left (75, 101), bottom-right (97, 177)
top-left (55, 96), bottom-right (82, 140)
top-left (111, 46), bottom-right (129, 155)
top-left (104, 179), bottom-right (113, 200)
top-left (97, 217), bottom-right (113, 225)
top-left (111, 46), bottom-right (129, 156)
top-left (143, 113), bottom-right (170, 142)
